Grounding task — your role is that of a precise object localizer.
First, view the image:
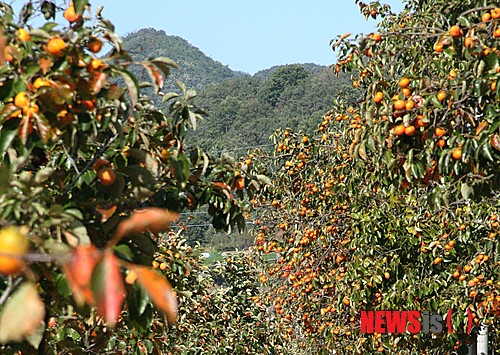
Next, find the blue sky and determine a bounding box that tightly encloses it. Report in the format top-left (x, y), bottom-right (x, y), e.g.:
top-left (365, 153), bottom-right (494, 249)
top-left (20, 0), bottom-right (404, 74)
top-left (90, 0), bottom-right (404, 74)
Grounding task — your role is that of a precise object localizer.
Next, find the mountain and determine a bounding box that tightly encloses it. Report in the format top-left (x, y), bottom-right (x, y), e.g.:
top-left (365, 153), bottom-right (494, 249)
top-left (189, 64), bottom-right (358, 154)
top-left (120, 28), bottom-right (360, 155)
top-left (121, 28), bottom-right (245, 91)
top-left (253, 63), bottom-right (328, 80)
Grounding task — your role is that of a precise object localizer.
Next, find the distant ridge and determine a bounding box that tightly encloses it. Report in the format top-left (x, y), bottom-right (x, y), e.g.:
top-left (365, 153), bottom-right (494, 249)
top-left (120, 28), bottom-right (359, 152)
top-left (121, 28), bottom-right (245, 91)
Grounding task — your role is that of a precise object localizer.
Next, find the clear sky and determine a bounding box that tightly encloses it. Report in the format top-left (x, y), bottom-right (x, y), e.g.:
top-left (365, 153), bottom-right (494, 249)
top-left (20, 0), bottom-right (404, 74)
top-left (90, 0), bottom-right (405, 74)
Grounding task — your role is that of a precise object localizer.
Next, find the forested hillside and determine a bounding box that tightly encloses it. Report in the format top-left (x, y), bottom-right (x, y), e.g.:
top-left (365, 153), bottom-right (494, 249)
top-left (121, 29), bottom-right (358, 154)
top-left (190, 65), bottom-right (358, 153)
top-left (121, 28), bottom-right (244, 91)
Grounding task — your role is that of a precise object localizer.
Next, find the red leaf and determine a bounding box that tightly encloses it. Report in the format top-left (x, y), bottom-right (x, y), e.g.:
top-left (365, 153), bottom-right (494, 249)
top-left (91, 250), bottom-right (125, 327)
top-left (91, 72), bottom-right (107, 93)
top-left (152, 67), bottom-right (164, 89)
top-left (18, 116), bottom-right (30, 144)
top-left (214, 181), bottom-right (234, 200)
top-left (63, 244), bottom-right (101, 306)
top-left (34, 114), bottom-right (50, 143)
top-left (38, 58), bottom-right (53, 74)
top-left (110, 208), bottom-right (179, 245)
top-left (96, 204), bottom-right (117, 223)
top-left (491, 134), bottom-right (500, 152)
top-left (128, 264), bottom-right (177, 323)
top-left (0, 30), bottom-right (6, 66)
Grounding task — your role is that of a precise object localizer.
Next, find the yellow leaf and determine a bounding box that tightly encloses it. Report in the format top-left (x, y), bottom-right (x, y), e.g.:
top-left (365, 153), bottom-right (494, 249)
top-left (0, 282), bottom-right (45, 343)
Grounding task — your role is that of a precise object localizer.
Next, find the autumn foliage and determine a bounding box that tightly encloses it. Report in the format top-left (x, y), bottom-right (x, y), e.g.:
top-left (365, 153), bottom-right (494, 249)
top-left (1, 0), bottom-right (499, 354)
top-left (249, 0), bottom-right (500, 353)
top-left (0, 0), bottom-right (262, 352)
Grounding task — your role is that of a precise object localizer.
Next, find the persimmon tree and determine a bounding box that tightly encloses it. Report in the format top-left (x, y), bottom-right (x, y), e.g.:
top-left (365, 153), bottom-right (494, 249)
top-left (251, 0), bottom-right (499, 354)
top-left (0, 0), bottom-right (264, 352)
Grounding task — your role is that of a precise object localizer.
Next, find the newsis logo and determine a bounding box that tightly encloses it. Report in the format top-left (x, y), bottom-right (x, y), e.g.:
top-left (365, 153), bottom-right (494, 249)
top-left (360, 309), bottom-right (474, 334)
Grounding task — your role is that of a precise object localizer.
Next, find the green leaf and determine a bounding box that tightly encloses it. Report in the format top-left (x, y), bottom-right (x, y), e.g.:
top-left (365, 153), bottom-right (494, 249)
top-left (162, 92), bottom-right (179, 103)
top-left (19, 2), bottom-right (34, 24)
top-left (176, 80), bottom-right (186, 93)
top-left (481, 141), bottom-right (494, 161)
top-left (172, 154), bottom-right (190, 187)
top-left (185, 89), bottom-right (197, 101)
top-left (40, 1), bottom-right (56, 20)
top-left (256, 174), bottom-right (272, 186)
top-left (457, 16), bottom-right (471, 27)
top-left (0, 118), bottom-right (20, 157)
top-left (73, 0), bottom-right (88, 15)
top-left (474, 79), bottom-right (486, 96)
top-left (460, 182), bottom-right (473, 200)
top-left (113, 244), bottom-right (134, 262)
top-left (487, 52), bottom-right (500, 72)
top-left (55, 273), bottom-right (73, 297)
top-left (117, 68), bottom-right (139, 107)
top-left (150, 57), bottom-right (178, 79)
top-left (188, 110), bottom-right (197, 130)
top-left (65, 327), bottom-right (81, 340)
top-left (429, 95), bottom-right (443, 109)
top-left (34, 167), bottom-right (54, 184)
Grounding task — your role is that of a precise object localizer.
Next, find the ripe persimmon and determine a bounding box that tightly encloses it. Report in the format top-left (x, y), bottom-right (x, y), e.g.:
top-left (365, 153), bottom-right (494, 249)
top-left (482, 12), bottom-right (492, 22)
top-left (23, 103), bottom-right (39, 118)
top-left (393, 99), bottom-right (405, 110)
top-left (464, 37), bottom-right (474, 47)
top-left (398, 77), bottom-right (410, 88)
top-left (235, 177), bottom-right (245, 190)
top-left (492, 8), bottom-right (500, 19)
top-left (437, 90), bottom-right (447, 101)
top-left (373, 91), bottom-right (384, 103)
top-left (14, 92), bottom-right (29, 107)
top-left (435, 127), bottom-right (446, 137)
top-left (0, 227), bottom-right (30, 275)
top-left (33, 78), bottom-right (50, 89)
top-left (64, 2), bottom-right (81, 23)
top-left (371, 33), bottom-right (382, 42)
top-left (449, 25), bottom-right (463, 38)
top-left (47, 37), bottom-right (67, 56)
top-left (4, 45), bottom-right (15, 62)
top-left (452, 148), bottom-right (462, 160)
top-left (17, 28), bottom-right (30, 42)
top-left (93, 158), bottom-right (110, 172)
top-left (90, 58), bottom-right (104, 70)
top-left (88, 38), bottom-right (103, 53)
top-left (394, 124), bottom-right (405, 136)
top-left (97, 167), bottom-right (116, 186)
top-left (405, 125), bottom-right (416, 136)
